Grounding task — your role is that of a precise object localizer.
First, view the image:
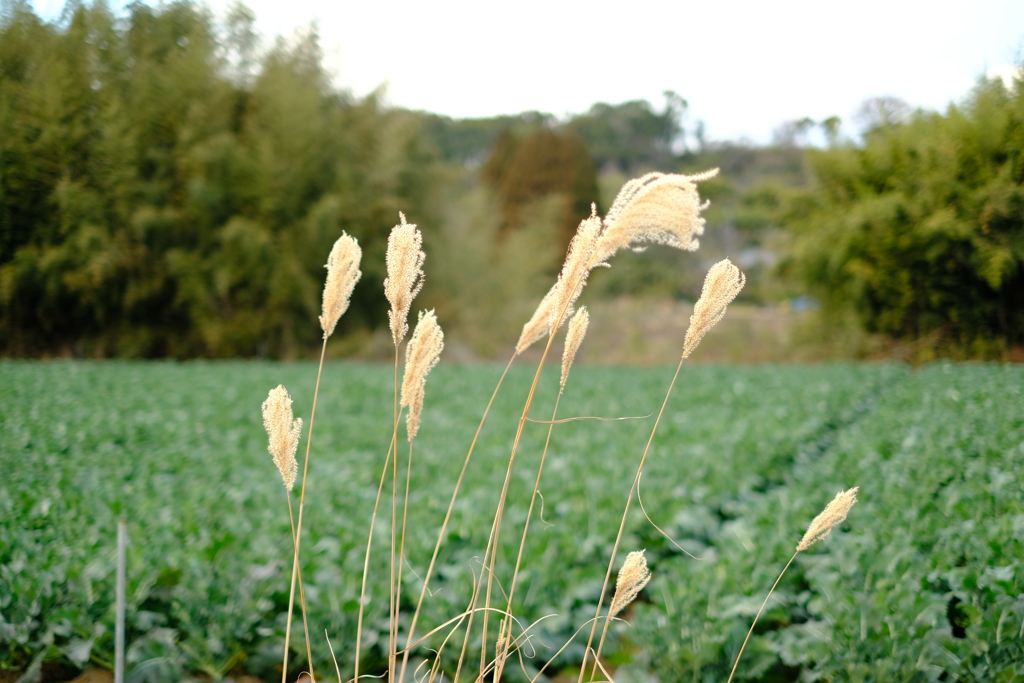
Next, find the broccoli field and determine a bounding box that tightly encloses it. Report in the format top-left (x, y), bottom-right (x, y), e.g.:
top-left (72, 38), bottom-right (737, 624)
top-left (1, 360), bottom-right (1023, 682)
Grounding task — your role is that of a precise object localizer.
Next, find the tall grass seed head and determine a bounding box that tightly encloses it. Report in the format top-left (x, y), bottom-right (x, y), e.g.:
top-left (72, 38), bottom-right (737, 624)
top-left (609, 550), bottom-right (652, 618)
top-left (798, 487), bottom-right (859, 551)
top-left (261, 385), bottom-right (302, 491)
top-left (682, 258), bottom-right (745, 359)
top-left (384, 213), bottom-right (426, 346)
top-left (591, 170), bottom-right (718, 268)
top-left (401, 309), bottom-right (444, 441)
top-left (550, 206), bottom-right (602, 333)
top-left (560, 306), bottom-right (589, 391)
top-left (520, 171), bottom-right (715, 353)
top-left (516, 283), bottom-right (572, 356)
top-left (320, 232), bottom-right (362, 339)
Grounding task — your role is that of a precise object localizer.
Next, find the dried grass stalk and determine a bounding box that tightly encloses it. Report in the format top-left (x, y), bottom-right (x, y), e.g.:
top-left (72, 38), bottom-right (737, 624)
top-left (261, 385), bottom-right (302, 491)
top-left (400, 310), bottom-right (444, 441)
top-left (319, 232), bottom-right (362, 339)
top-left (551, 207), bottom-right (602, 332)
top-left (609, 550), bottom-right (651, 618)
top-left (682, 259), bottom-right (746, 359)
top-left (560, 306), bottom-right (589, 391)
top-left (591, 170), bottom-right (718, 268)
top-left (797, 487), bottom-right (859, 551)
top-left (384, 213), bottom-right (426, 346)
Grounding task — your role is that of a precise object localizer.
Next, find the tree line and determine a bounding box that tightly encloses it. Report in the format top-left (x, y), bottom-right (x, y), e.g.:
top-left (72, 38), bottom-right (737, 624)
top-left (1, 0), bottom-right (1020, 359)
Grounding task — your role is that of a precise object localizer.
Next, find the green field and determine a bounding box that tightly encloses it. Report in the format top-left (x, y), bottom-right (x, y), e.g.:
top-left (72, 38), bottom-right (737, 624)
top-left (2, 360), bottom-right (1022, 682)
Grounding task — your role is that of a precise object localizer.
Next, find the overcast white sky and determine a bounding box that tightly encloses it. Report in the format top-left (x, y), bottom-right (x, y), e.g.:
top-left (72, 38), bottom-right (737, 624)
top-left (32, 0), bottom-right (1024, 143)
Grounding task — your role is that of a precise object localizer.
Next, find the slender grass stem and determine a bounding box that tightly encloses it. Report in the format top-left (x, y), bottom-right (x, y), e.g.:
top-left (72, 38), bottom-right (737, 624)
top-left (726, 552), bottom-right (798, 683)
top-left (529, 617), bottom-right (602, 683)
top-left (425, 604), bottom-right (473, 683)
top-left (493, 392), bottom-right (562, 683)
top-left (452, 557), bottom-right (484, 683)
top-left (354, 430), bottom-right (397, 683)
top-left (287, 493), bottom-right (314, 680)
top-left (394, 439), bottom-right (414, 680)
top-left (476, 330), bottom-right (559, 679)
top-left (451, 564), bottom-right (486, 683)
top-left (477, 615), bottom-right (554, 682)
top-left (283, 337), bottom-right (327, 683)
top-left (326, 630), bottom-right (343, 683)
top-left (398, 355), bottom-right (515, 683)
top-left (452, 336), bottom-right (558, 683)
top-left (581, 354), bottom-right (687, 683)
top-left (389, 349), bottom-right (400, 683)
top-left (452, 565), bottom-right (484, 683)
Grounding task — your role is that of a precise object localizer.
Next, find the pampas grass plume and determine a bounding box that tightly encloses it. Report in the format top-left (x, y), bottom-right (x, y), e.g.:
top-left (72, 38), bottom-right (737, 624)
top-left (401, 310), bottom-right (444, 441)
top-left (384, 213), bottom-right (426, 346)
top-left (551, 207), bottom-right (602, 332)
top-left (682, 259), bottom-right (745, 359)
top-left (520, 171), bottom-right (716, 353)
top-left (320, 232), bottom-right (362, 339)
top-left (560, 306), bottom-right (589, 391)
top-left (261, 385), bottom-right (302, 491)
top-left (516, 284), bottom-right (572, 355)
top-left (609, 550), bottom-right (652, 618)
top-left (591, 170), bottom-right (718, 268)
top-left (798, 487), bottom-right (859, 551)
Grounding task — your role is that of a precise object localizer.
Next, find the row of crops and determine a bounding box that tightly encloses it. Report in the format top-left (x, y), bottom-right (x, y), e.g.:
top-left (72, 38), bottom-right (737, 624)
top-left (1, 361), bottom-right (1022, 681)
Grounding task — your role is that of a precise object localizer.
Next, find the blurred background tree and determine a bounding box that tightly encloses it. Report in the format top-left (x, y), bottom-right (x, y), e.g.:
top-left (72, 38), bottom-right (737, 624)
top-left (481, 126), bottom-right (599, 248)
top-left (566, 92), bottom-right (688, 172)
top-left (0, 0), bottom-right (439, 358)
top-left (782, 78), bottom-right (1024, 359)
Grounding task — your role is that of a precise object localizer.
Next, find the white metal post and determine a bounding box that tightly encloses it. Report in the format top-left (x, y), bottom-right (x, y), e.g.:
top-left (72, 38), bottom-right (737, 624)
top-left (115, 520), bottom-right (127, 683)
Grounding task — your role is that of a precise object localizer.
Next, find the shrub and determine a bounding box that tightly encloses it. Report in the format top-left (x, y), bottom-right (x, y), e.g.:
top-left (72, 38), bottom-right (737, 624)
top-left (783, 76), bottom-right (1024, 358)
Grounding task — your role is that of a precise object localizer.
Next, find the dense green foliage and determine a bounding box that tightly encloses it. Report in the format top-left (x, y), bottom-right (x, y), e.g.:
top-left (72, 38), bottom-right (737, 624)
top-left (634, 362), bottom-right (1024, 681)
top-left (3, 360), bottom-right (1021, 681)
top-left (784, 79), bottom-right (1024, 357)
top-left (0, 2), bottom-right (438, 358)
